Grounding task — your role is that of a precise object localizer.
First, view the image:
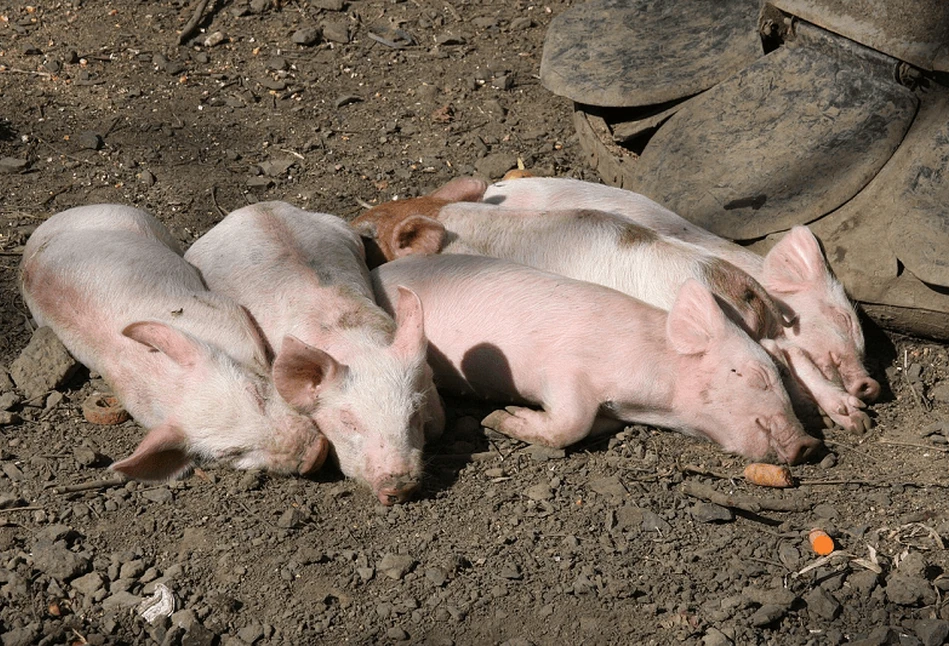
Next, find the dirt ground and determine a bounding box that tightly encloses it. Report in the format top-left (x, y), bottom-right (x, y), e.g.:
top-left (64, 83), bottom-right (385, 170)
top-left (2, 1), bottom-right (949, 645)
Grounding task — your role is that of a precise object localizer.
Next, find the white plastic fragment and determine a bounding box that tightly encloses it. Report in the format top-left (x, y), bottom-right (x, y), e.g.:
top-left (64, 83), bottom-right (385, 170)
top-left (137, 583), bottom-right (176, 624)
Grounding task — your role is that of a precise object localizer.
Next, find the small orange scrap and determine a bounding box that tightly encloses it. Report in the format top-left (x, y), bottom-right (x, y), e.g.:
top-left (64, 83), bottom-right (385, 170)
top-left (808, 528), bottom-right (835, 555)
top-left (742, 462), bottom-right (794, 488)
top-left (82, 393), bottom-right (130, 426)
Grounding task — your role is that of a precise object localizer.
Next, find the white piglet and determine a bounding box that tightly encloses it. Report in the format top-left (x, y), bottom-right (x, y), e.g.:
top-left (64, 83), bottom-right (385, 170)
top-left (185, 202), bottom-right (443, 505)
top-left (372, 254), bottom-right (822, 464)
top-left (20, 205), bottom-right (329, 481)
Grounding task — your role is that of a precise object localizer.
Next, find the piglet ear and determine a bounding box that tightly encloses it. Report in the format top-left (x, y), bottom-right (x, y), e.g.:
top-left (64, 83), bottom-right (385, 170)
top-left (272, 335), bottom-right (342, 412)
top-left (666, 279), bottom-right (725, 355)
top-left (761, 226), bottom-right (828, 294)
top-left (430, 177), bottom-right (488, 203)
top-left (122, 321), bottom-right (202, 368)
top-left (392, 215), bottom-right (446, 258)
top-left (110, 423), bottom-right (191, 482)
top-left (390, 286), bottom-right (426, 359)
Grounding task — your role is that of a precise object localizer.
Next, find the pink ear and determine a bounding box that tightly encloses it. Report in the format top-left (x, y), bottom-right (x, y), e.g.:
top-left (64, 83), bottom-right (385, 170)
top-left (390, 286), bottom-right (426, 359)
top-left (239, 305), bottom-right (274, 369)
top-left (761, 226), bottom-right (828, 294)
top-left (122, 321), bottom-right (202, 368)
top-left (430, 177), bottom-right (488, 203)
top-left (272, 335), bottom-right (342, 411)
top-left (110, 423), bottom-right (191, 482)
top-left (666, 279), bottom-right (725, 355)
top-left (392, 215), bottom-right (446, 257)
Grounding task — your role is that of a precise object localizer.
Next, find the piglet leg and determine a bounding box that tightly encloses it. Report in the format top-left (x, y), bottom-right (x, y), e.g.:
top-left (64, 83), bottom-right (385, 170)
top-left (783, 346), bottom-right (871, 433)
top-left (481, 385), bottom-right (601, 448)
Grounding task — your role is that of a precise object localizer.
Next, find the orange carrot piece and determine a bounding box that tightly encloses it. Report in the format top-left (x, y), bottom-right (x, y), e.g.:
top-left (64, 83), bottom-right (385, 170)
top-left (742, 462), bottom-right (794, 488)
top-left (809, 529), bottom-right (835, 555)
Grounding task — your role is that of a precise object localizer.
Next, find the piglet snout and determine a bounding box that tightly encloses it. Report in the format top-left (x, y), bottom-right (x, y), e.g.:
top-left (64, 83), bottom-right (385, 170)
top-left (377, 476), bottom-right (421, 506)
top-left (848, 375), bottom-right (880, 403)
top-left (759, 417), bottom-right (823, 465)
top-left (298, 435), bottom-right (330, 476)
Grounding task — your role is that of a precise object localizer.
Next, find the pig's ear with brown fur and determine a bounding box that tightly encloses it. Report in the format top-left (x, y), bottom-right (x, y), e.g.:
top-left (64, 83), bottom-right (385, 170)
top-left (430, 177), bottom-right (487, 203)
top-left (391, 215), bottom-right (447, 258)
top-left (111, 423), bottom-right (191, 482)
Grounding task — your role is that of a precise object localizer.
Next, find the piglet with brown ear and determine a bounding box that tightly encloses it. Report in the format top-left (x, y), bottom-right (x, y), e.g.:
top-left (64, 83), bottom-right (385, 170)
top-left (20, 205), bottom-right (329, 482)
top-left (185, 202), bottom-right (443, 505)
top-left (372, 254), bottom-right (822, 465)
top-left (483, 177), bottom-right (881, 408)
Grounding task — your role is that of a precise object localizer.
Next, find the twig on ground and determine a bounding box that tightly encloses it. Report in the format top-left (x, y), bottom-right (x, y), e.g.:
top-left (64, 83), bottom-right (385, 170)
top-left (48, 477), bottom-right (127, 494)
top-left (680, 480), bottom-right (811, 513)
top-left (877, 439), bottom-right (949, 453)
top-left (0, 67), bottom-right (52, 78)
top-left (178, 0), bottom-right (213, 45)
top-left (680, 464), bottom-right (733, 480)
top-left (0, 506), bottom-right (44, 514)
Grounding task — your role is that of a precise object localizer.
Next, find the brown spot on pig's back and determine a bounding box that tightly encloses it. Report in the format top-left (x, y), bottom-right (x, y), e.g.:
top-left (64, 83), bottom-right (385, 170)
top-left (571, 209), bottom-right (658, 247)
top-left (703, 258), bottom-right (783, 339)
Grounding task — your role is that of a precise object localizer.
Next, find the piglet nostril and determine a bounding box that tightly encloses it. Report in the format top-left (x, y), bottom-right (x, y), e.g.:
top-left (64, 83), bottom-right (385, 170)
top-left (851, 377), bottom-right (881, 403)
top-left (376, 477), bottom-right (420, 506)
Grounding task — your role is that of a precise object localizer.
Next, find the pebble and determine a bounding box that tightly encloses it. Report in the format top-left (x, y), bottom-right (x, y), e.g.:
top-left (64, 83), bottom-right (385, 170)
top-left (9, 327), bottom-right (80, 400)
top-left (387, 627), bottom-right (409, 641)
top-left (525, 483), bottom-right (552, 501)
top-left (378, 553), bottom-right (416, 580)
top-left (292, 27), bottom-right (321, 46)
top-left (804, 585), bottom-right (841, 619)
top-left (690, 502), bottom-right (734, 523)
top-left (931, 382), bottom-right (949, 403)
top-left (587, 476), bottom-right (626, 500)
top-left (474, 152), bottom-right (517, 180)
top-left (703, 627), bottom-right (734, 646)
top-left (913, 619), bottom-right (949, 646)
top-left (32, 539), bottom-right (91, 581)
top-left (523, 445), bottom-right (565, 462)
top-left (277, 507), bottom-right (306, 529)
top-left (750, 603), bottom-right (786, 627)
top-left (203, 31), bottom-right (227, 47)
top-left (885, 572), bottom-right (935, 606)
top-left (322, 20), bottom-right (350, 44)
top-left (312, 0), bottom-right (344, 9)
top-left (0, 157), bottom-right (29, 174)
top-left (71, 571), bottom-right (106, 597)
top-left (141, 488), bottom-right (174, 504)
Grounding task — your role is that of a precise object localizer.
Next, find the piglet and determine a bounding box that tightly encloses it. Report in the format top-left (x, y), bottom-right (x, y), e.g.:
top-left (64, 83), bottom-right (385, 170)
top-left (185, 202), bottom-right (443, 505)
top-left (372, 254), bottom-right (821, 464)
top-left (482, 177), bottom-right (881, 406)
top-left (20, 204), bottom-right (329, 481)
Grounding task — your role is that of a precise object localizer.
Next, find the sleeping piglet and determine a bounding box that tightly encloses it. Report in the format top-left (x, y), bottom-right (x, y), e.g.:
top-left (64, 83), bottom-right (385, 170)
top-left (20, 204), bottom-right (328, 481)
top-left (371, 254), bottom-right (822, 464)
top-left (185, 202), bottom-right (443, 505)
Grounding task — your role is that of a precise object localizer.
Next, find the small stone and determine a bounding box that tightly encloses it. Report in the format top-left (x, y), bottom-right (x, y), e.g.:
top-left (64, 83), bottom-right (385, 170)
top-left (311, 0), bottom-right (344, 9)
top-left (750, 603), bottom-right (786, 627)
top-left (690, 502), bottom-right (734, 523)
top-left (386, 627), bottom-right (409, 641)
top-left (914, 619), bottom-right (949, 646)
top-left (742, 586), bottom-right (797, 610)
top-left (102, 590), bottom-right (142, 613)
top-left (139, 170), bottom-right (157, 187)
top-left (0, 624), bottom-right (39, 646)
top-left (265, 57), bottom-right (288, 71)
top-left (931, 382), bottom-right (949, 404)
top-left (886, 573), bottom-right (935, 606)
top-left (641, 510), bottom-right (672, 533)
top-left (78, 131), bottom-right (104, 150)
top-left (819, 453), bottom-right (837, 469)
top-left (141, 488), bottom-right (174, 504)
top-left (322, 20), bottom-right (350, 43)
top-left (276, 507), bottom-right (306, 529)
top-left (0, 157), bottom-right (29, 174)
top-left (703, 627), bottom-right (733, 646)
top-left (237, 623), bottom-right (264, 644)
top-left (526, 483), bottom-right (552, 501)
top-left (292, 27), bottom-right (321, 46)
top-left (10, 327), bottom-right (81, 400)
top-left (259, 158), bottom-right (296, 177)
top-left (847, 569), bottom-right (879, 596)
top-left (0, 390), bottom-right (18, 410)
top-left (246, 176), bottom-right (273, 189)
top-left (0, 492), bottom-right (26, 509)
top-left (71, 571), bottom-right (105, 597)
top-left (0, 411), bottom-right (21, 425)
top-left (32, 540), bottom-right (91, 581)
top-left (498, 563), bottom-right (522, 580)
top-left (474, 152), bottom-right (517, 180)
top-left (425, 567), bottom-right (448, 587)
top-left (378, 553), bottom-right (416, 580)
top-left (804, 586), bottom-right (841, 620)
top-left (587, 476), bottom-right (627, 499)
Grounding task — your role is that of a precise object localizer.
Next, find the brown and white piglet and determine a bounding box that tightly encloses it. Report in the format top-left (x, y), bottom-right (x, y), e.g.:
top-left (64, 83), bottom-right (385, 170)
top-left (483, 177), bottom-right (881, 406)
top-left (185, 202), bottom-right (443, 505)
top-left (20, 204), bottom-right (329, 481)
top-left (372, 254), bottom-right (822, 465)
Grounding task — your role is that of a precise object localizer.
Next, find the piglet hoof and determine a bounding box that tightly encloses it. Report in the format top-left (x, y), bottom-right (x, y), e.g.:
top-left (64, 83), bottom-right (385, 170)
top-left (298, 434), bottom-right (330, 476)
top-left (82, 393), bottom-right (131, 426)
top-left (481, 407), bottom-right (517, 433)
